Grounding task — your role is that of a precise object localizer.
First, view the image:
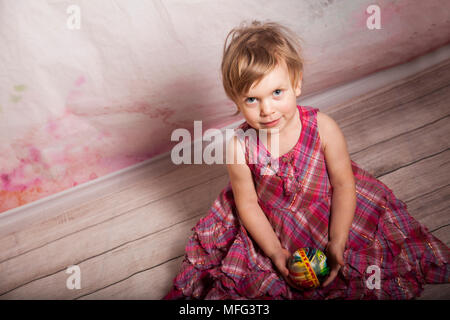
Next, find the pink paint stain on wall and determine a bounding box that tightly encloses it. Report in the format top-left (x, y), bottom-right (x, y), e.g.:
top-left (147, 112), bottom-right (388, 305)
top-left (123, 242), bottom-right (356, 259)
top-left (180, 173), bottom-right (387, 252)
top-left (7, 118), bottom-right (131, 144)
top-left (75, 76), bottom-right (86, 87)
top-left (67, 75), bottom-right (86, 102)
top-left (0, 146), bottom-right (45, 211)
top-left (1, 146), bottom-right (42, 192)
top-left (0, 103), bottom-right (107, 212)
top-left (0, 94), bottom-right (172, 213)
top-left (46, 119), bottom-right (60, 138)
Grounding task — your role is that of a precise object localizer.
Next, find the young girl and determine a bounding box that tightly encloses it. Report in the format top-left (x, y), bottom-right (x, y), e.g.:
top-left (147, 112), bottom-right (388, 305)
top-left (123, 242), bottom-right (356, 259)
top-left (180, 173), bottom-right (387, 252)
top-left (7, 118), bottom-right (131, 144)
top-left (164, 21), bottom-right (449, 299)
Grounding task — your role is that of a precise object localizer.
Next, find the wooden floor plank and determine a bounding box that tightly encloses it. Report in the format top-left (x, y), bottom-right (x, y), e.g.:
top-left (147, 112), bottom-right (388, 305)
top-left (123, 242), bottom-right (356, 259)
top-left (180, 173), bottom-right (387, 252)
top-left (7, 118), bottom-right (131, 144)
top-left (328, 58), bottom-right (450, 125)
top-left (406, 185), bottom-right (450, 233)
top-left (378, 149), bottom-right (449, 203)
top-left (0, 215), bottom-right (199, 299)
top-left (432, 225), bottom-right (450, 247)
top-left (79, 256), bottom-right (184, 300)
top-left (419, 283), bottom-right (450, 300)
top-left (351, 116), bottom-right (450, 178)
top-left (0, 173), bottom-right (228, 295)
top-left (336, 83), bottom-right (450, 154)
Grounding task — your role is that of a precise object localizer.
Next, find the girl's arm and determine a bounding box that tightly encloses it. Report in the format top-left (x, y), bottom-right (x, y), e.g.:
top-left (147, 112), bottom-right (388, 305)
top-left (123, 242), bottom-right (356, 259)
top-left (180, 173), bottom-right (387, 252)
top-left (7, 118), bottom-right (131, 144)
top-left (317, 112), bottom-right (356, 286)
top-left (226, 135), bottom-right (294, 281)
top-left (225, 135), bottom-right (283, 259)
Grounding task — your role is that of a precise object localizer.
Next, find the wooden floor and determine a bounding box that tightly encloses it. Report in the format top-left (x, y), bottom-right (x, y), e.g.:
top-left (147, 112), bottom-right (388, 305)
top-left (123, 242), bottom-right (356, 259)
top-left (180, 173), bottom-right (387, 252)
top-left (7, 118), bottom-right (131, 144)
top-left (0, 59), bottom-right (449, 300)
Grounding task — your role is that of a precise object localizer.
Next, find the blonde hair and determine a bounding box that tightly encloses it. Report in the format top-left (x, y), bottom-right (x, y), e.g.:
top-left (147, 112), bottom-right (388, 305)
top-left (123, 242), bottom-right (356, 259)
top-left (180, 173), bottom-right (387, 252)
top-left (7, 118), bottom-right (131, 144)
top-left (221, 20), bottom-right (304, 115)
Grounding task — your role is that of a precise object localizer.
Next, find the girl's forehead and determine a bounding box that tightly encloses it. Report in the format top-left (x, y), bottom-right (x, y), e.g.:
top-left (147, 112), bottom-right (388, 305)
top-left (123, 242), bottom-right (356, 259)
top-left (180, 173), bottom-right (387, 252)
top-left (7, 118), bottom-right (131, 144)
top-left (246, 63), bottom-right (291, 96)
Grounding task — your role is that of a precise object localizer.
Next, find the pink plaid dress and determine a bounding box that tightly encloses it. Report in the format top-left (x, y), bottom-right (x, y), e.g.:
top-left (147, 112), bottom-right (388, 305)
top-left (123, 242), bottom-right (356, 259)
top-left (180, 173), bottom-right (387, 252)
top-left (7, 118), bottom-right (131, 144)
top-left (164, 105), bottom-right (449, 299)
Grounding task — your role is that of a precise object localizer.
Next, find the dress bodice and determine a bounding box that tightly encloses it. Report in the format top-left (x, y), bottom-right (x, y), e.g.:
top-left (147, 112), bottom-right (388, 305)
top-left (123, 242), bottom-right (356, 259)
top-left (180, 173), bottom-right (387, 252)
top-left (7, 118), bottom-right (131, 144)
top-left (235, 105), bottom-right (332, 211)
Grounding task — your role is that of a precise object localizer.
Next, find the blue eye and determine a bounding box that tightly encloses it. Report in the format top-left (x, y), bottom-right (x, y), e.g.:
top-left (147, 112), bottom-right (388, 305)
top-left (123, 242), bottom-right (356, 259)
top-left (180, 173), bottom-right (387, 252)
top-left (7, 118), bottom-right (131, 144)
top-left (273, 89), bottom-right (282, 96)
top-left (246, 97), bottom-right (257, 104)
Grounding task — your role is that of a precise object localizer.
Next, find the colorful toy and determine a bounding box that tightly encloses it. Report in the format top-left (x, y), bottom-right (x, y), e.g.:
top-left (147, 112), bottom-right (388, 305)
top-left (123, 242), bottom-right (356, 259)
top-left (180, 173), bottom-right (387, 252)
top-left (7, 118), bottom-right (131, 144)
top-left (288, 248), bottom-right (330, 289)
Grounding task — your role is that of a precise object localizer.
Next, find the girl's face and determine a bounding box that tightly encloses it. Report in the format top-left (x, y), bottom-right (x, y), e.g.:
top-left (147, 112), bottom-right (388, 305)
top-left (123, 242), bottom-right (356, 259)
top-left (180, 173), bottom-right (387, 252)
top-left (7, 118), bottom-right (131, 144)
top-left (236, 60), bottom-right (302, 135)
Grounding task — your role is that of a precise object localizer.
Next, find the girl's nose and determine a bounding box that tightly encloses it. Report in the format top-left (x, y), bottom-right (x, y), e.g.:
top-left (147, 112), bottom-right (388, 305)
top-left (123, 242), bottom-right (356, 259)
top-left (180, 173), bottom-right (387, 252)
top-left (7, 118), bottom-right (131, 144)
top-left (260, 101), bottom-right (274, 116)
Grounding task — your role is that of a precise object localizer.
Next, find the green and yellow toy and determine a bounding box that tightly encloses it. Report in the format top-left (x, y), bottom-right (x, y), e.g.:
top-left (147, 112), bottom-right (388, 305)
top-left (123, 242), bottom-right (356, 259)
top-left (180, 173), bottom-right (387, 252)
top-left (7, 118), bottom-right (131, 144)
top-left (288, 248), bottom-right (330, 289)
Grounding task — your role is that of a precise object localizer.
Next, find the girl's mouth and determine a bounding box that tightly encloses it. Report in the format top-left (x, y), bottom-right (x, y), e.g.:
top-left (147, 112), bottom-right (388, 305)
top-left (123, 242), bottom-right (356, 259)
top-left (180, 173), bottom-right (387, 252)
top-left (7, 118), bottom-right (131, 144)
top-left (261, 118), bottom-right (280, 127)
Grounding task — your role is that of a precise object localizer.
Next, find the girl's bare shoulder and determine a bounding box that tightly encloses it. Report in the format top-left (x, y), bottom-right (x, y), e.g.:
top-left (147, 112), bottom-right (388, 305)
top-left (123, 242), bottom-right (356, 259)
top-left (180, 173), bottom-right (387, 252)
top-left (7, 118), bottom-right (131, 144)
top-left (316, 111), bottom-right (329, 153)
top-left (316, 111), bottom-right (346, 153)
top-left (317, 110), bottom-right (350, 152)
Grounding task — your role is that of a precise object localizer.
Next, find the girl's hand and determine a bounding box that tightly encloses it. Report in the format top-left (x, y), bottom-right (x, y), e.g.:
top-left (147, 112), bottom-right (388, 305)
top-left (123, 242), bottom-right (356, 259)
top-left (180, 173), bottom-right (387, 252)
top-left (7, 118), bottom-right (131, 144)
top-left (322, 241), bottom-right (346, 287)
top-left (270, 248), bottom-right (303, 290)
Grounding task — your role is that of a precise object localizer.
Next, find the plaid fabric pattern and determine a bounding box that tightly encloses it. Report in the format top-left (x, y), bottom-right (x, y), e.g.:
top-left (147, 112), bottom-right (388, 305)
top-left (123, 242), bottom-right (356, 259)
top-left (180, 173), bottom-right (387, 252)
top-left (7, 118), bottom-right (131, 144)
top-left (164, 105), bottom-right (449, 300)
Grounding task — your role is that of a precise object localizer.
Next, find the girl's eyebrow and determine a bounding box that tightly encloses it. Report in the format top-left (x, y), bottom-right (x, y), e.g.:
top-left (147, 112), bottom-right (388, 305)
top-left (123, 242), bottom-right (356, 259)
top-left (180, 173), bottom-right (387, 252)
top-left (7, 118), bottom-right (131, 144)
top-left (245, 86), bottom-right (287, 98)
